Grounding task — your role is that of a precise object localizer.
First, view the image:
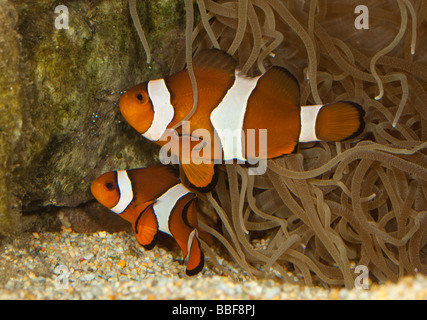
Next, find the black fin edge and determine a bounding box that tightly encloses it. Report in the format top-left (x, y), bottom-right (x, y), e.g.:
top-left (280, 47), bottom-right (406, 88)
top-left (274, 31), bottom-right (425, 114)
top-left (134, 202), bottom-right (155, 234)
top-left (182, 197), bottom-right (197, 229)
top-left (266, 66), bottom-right (301, 96)
top-left (134, 202), bottom-right (159, 251)
top-left (337, 100), bottom-right (366, 141)
top-left (291, 143), bottom-right (299, 154)
top-left (187, 164), bottom-right (219, 193)
top-left (142, 232), bottom-right (159, 251)
top-left (185, 241), bottom-right (205, 276)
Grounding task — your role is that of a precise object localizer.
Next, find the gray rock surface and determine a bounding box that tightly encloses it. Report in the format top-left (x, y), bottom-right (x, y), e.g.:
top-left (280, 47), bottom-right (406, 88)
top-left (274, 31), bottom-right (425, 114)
top-left (0, 0), bottom-right (185, 235)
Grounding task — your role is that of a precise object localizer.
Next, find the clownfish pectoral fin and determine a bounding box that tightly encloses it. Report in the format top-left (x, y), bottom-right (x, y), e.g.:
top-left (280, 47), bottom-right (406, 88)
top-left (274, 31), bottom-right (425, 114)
top-left (177, 131), bottom-right (209, 152)
top-left (134, 201), bottom-right (159, 250)
top-left (315, 101), bottom-right (365, 142)
top-left (180, 160), bottom-right (218, 193)
top-left (185, 229), bottom-right (205, 276)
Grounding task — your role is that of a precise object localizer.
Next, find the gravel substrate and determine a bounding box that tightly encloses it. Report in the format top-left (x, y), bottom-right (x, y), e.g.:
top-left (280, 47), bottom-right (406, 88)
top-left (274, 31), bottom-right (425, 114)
top-left (0, 229), bottom-right (426, 300)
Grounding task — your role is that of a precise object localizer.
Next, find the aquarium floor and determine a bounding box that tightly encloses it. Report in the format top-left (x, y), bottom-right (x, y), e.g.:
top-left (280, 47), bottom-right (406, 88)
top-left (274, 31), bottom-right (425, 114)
top-left (0, 229), bottom-right (426, 300)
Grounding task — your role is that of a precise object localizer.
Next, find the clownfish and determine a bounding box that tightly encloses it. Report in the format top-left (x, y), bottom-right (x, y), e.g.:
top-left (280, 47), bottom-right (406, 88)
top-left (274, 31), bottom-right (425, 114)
top-left (119, 49), bottom-right (365, 191)
top-left (90, 165), bottom-right (204, 276)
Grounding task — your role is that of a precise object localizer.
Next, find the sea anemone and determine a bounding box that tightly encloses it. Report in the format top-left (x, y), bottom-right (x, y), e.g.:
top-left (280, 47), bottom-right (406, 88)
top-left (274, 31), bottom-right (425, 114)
top-left (130, 0), bottom-right (427, 288)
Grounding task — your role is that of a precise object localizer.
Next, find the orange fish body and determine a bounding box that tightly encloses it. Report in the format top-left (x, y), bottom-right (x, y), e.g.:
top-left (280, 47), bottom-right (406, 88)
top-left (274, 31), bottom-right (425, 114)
top-left (91, 165), bottom-right (204, 276)
top-left (119, 49), bottom-right (365, 191)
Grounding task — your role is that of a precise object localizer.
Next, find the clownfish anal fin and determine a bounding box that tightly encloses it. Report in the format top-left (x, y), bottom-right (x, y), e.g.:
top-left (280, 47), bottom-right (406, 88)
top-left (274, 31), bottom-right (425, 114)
top-left (178, 132), bottom-right (209, 152)
top-left (134, 201), bottom-right (159, 250)
top-left (181, 160), bottom-right (218, 193)
top-left (185, 230), bottom-right (205, 276)
top-left (193, 49), bottom-right (237, 76)
top-left (141, 233), bottom-right (159, 251)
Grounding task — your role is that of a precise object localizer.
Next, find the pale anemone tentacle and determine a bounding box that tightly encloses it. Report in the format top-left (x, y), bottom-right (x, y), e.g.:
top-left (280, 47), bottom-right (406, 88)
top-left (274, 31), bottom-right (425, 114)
top-left (129, 0), bottom-right (427, 286)
top-left (129, 0), bottom-right (151, 64)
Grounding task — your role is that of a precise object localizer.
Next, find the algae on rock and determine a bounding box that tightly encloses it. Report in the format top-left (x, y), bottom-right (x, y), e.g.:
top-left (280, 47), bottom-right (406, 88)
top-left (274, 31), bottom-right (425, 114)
top-left (0, 0), bottom-right (186, 235)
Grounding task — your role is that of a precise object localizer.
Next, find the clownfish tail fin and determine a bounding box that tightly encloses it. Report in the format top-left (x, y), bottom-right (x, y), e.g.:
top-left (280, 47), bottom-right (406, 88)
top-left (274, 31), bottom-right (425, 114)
top-left (314, 101), bottom-right (365, 142)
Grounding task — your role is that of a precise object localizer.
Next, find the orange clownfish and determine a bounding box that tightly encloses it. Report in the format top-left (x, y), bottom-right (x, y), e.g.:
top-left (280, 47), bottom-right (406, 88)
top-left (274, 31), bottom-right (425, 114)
top-left (91, 165), bottom-right (204, 276)
top-left (119, 49), bottom-right (365, 191)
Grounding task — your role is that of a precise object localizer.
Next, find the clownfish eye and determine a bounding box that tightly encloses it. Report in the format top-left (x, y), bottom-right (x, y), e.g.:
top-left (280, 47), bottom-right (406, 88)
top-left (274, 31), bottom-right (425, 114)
top-left (136, 93), bottom-right (144, 102)
top-left (105, 182), bottom-right (114, 190)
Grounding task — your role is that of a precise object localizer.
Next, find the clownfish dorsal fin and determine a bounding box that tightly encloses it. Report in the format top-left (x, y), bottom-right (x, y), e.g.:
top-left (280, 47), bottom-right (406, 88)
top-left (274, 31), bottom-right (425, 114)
top-left (165, 49), bottom-right (237, 127)
top-left (134, 201), bottom-right (159, 250)
top-left (173, 126), bottom-right (209, 152)
top-left (180, 160), bottom-right (218, 193)
top-left (256, 66), bottom-right (300, 108)
top-left (192, 48), bottom-right (237, 76)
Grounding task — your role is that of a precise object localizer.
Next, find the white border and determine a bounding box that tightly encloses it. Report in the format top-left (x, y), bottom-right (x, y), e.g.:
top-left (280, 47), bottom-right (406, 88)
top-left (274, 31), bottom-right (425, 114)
top-left (210, 72), bottom-right (261, 161)
top-left (153, 183), bottom-right (191, 236)
top-left (143, 79), bottom-right (175, 141)
top-left (299, 104), bottom-right (323, 142)
top-left (110, 170), bottom-right (134, 214)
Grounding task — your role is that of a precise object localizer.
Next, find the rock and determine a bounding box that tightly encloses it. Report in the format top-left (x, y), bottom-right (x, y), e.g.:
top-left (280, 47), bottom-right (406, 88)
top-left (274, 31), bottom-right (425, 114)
top-left (60, 201), bottom-right (132, 234)
top-left (0, 0), bottom-right (186, 235)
